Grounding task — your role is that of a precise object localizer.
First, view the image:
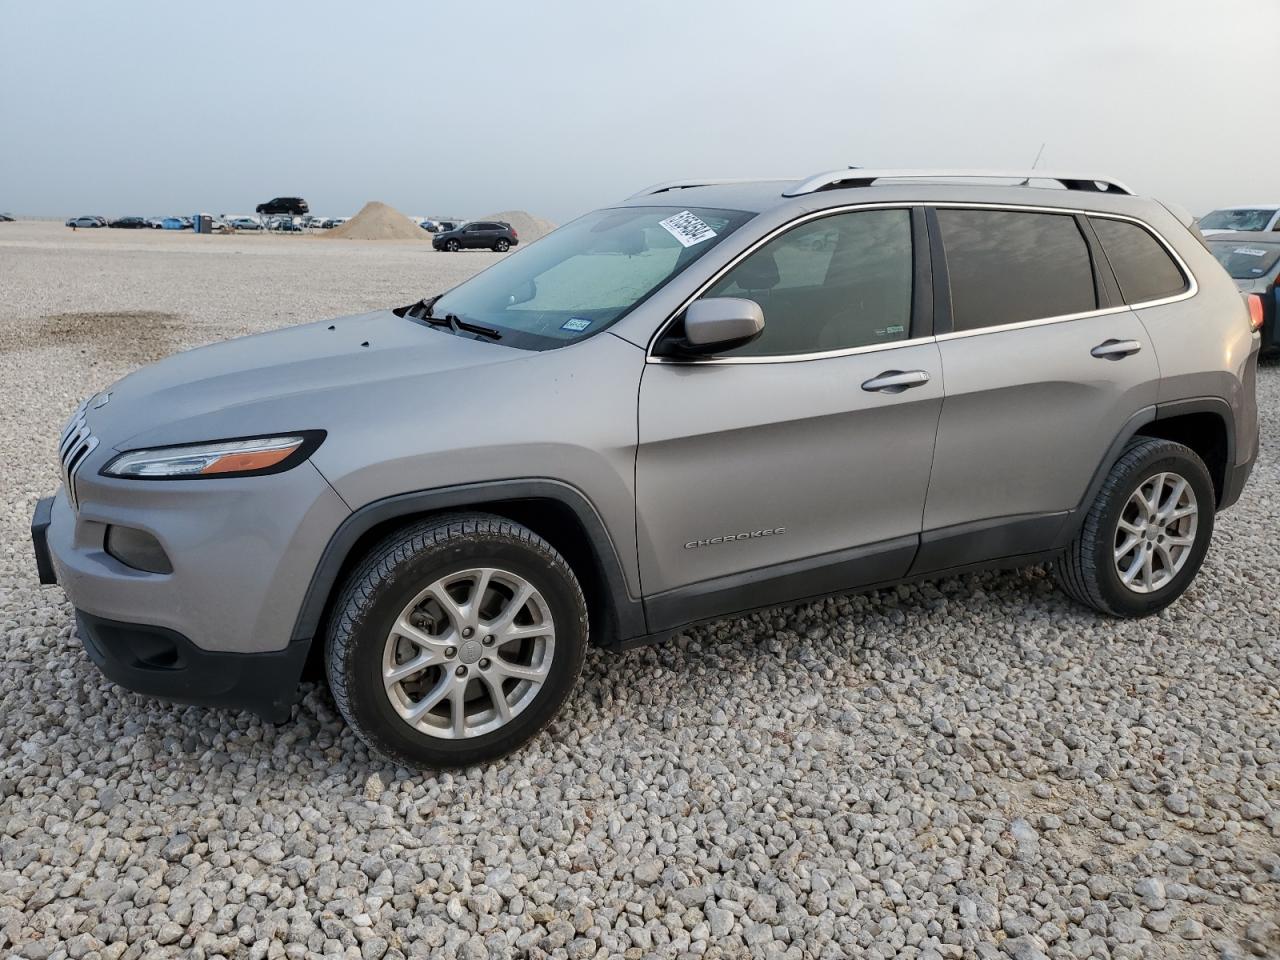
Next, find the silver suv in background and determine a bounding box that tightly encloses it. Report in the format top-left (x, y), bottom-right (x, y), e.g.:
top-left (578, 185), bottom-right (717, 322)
top-left (32, 169), bottom-right (1260, 768)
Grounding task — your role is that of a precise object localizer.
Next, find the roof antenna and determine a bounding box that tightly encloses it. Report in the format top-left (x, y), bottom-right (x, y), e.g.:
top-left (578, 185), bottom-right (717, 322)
top-left (1018, 143), bottom-right (1047, 186)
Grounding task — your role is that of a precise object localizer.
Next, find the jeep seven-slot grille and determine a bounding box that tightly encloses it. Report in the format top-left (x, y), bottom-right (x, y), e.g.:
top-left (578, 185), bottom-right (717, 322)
top-left (59, 397), bottom-right (99, 510)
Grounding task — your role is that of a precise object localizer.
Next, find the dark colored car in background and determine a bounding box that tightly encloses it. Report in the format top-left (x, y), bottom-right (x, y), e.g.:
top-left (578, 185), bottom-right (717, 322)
top-left (255, 197), bottom-right (309, 216)
top-left (1208, 232), bottom-right (1280, 358)
top-left (0, 213), bottom-right (14, 222)
top-left (108, 216), bottom-right (148, 229)
top-left (431, 220), bottom-right (518, 252)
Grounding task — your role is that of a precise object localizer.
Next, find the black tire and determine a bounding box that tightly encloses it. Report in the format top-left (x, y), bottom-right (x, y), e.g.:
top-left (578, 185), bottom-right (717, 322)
top-left (445, 239), bottom-right (460, 252)
top-left (325, 512), bottom-right (588, 768)
top-left (494, 239), bottom-right (510, 252)
top-left (1054, 437), bottom-right (1214, 617)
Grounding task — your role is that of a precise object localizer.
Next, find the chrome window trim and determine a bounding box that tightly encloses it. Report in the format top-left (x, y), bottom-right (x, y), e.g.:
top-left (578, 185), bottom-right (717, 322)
top-left (645, 201), bottom-right (1198, 364)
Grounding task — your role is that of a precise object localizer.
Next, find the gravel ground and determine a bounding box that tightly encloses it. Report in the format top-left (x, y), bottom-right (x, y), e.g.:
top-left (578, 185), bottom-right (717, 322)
top-left (0, 221), bottom-right (1276, 960)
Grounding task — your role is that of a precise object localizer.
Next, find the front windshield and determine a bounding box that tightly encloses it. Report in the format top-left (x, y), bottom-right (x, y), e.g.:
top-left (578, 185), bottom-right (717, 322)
top-left (428, 205), bottom-right (755, 349)
top-left (1199, 208), bottom-right (1277, 232)
top-left (1208, 241), bottom-right (1280, 279)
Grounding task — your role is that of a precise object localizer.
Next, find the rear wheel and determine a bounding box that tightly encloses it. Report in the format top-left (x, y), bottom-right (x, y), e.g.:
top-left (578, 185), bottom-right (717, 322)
top-left (1054, 437), bottom-right (1214, 617)
top-left (494, 238), bottom-right (510, 252)
top-left (325, 513), bottom-right (588, 768)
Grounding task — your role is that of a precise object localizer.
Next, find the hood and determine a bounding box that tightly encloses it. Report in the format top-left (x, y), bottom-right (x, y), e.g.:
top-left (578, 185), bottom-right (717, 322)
top-left (94, 309), bottom-right (527, 449)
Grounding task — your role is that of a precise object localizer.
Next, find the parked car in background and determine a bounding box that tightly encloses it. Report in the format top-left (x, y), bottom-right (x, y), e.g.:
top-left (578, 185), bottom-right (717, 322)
top-left (161, 217), bottom-right (188, 230)
top-left (432, 220), bottom-right (518, 252)
top-left (67, 216), bottom-right (105, 228)
top-left (0, 213), bottom-right (14, 222)
top-left (108, 217), bottom-right (148, 229)
top-left (419, 220), bottom-right (439, 233)
top-left (1207, 232), bottom-right (1280, 358)
top-left (269, 216), bottom-right (303, 232)
top-left (145, 218), bottom-right (165, 229)
top-left (1198, 205), bottom-right (1280, 236)
top-left (230, 217), bottom-right (263, 231)
top-left (30, 169), bottom-right (1260, 767)
top-left (256, 197), bottom-right (309, 216)
top-left (435, 220), bottom-right (459, 232)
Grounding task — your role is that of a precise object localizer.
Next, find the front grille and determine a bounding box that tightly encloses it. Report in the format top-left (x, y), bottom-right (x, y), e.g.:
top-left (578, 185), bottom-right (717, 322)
top-left (59, 396), bottom-right (101, 510)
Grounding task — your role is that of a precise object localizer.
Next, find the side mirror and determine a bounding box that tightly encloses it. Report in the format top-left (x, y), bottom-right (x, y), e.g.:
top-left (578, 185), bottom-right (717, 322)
top-left (657, 298), bottom-right (765, 358)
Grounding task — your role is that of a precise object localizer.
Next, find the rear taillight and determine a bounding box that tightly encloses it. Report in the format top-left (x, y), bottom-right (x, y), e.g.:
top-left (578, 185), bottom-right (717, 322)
top-left (1247, 293), bottom-right (1264, 332)
top-left (511, 228), bottom-right (518, 238)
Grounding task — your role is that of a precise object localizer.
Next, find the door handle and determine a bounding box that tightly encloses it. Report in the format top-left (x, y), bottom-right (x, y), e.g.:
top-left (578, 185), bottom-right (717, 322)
top-left (861, 369), bottom-right (931, 393)
top-left (1091, 339), bottom-right (1143, 360)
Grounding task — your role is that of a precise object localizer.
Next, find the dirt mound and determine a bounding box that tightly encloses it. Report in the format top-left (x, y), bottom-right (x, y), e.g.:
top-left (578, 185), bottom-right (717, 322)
top-left (325, 201), bottom-right (425, 241)
top-left (479, 210), bottom-right (556, 243)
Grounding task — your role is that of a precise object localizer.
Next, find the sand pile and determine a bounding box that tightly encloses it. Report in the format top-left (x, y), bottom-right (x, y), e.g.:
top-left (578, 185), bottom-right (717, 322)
top-left (479, 210), bottom-right (556, 242)
top-left (325, 201), bottom-right (425, 240)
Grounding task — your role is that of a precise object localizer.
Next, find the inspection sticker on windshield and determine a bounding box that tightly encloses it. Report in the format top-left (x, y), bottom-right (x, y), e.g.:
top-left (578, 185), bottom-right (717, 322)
top-left (1234, 247), bottom-right (1269, 257)
top-left (659, 210), bottom-right (717, 247)
top-left (561, 317), bottom-right (592, 332)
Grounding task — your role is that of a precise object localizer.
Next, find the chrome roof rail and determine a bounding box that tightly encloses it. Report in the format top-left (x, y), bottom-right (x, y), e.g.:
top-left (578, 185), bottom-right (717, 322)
top-left (627, 178), bottom-right (779, 200)
top-left (782, 168), bottom-right (1134, 198)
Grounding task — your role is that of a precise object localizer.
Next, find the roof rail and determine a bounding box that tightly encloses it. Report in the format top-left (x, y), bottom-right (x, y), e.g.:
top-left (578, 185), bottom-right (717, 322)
top-left (627, 178), bottom-right (776, 200)
top-left (782, 168), bottom-right (1133, 198)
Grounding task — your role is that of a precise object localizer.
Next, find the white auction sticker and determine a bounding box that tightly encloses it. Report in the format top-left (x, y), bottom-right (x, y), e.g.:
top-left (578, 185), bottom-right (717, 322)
top-left (659, 210), bottom-right (717, 248)
top-left (1233, 247), bottom-right (1268, 257)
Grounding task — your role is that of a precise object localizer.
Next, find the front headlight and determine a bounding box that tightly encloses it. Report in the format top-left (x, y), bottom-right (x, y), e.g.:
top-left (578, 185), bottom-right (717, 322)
top-left (102, 432), bottom-right (324, 479)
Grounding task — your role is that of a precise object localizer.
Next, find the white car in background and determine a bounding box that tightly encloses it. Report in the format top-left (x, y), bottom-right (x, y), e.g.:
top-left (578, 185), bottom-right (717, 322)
top-left (1198, 205), bottom-right (1280, 236)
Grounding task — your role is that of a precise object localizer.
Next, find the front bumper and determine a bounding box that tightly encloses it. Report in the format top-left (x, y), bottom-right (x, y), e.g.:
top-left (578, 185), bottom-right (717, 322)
top-left (32, 460), bottom-right (349, 718)
top-left (75, 610), bottom-right (307, 721)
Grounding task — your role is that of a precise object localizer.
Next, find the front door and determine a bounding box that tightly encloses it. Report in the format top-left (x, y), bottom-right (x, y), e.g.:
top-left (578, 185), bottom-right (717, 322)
top-left (635, 206), bottom-right (944, 631)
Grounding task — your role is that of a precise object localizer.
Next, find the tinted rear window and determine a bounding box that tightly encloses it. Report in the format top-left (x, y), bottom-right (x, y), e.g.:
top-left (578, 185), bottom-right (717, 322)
top-left (1090, 217), bottom-right (1188, 303)
top-left (936, 209), bottom-right (1097, 332)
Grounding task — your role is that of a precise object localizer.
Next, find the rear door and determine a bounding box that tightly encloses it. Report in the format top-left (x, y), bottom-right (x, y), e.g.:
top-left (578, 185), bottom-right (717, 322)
top-left (635, 206), bottom-right (944, 631)
top-left (914, 205), bottom-right (1160, 572)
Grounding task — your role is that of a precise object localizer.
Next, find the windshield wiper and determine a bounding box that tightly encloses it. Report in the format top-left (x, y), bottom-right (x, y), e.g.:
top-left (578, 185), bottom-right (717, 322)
top-left (410, 296), bottom-right (502, 341)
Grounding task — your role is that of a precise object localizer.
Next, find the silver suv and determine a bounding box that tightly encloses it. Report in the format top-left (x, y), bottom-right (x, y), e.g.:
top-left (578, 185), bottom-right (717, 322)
top-left (31, 169), bottom-right (1261, 768)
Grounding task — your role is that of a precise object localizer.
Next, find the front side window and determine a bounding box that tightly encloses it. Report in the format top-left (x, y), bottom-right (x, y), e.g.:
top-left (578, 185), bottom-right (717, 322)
top-left (428, 206), bottom-right (754, 349)
top-left (1198, 208), bottom-right (1277, 232)
top-left (937, 209), bottom-right (1096, 332)
top-left (699, 208), bottom-right (913, 357)
top-left (1090, 217), bottom-right (1188, 303)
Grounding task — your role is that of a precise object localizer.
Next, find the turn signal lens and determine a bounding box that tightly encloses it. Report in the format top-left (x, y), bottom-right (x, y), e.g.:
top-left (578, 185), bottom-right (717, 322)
top-left (1247, 293), bottom-right (1264, 332)
top-left (103, 435), bottom-right (317, 479)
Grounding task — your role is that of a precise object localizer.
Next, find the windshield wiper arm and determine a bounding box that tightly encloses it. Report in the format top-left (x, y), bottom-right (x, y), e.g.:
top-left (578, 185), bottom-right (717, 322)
top-left (445, 314), bottom-right (502, 340)
top-left (414, 297), bottom-right (502, 340)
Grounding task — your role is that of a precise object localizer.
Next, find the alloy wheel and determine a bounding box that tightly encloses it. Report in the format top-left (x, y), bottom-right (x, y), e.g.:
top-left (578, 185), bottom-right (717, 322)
top-left (1113, 471), bottom-right (1198, 594)
top-left (381, 568), bottom-right (555, 739)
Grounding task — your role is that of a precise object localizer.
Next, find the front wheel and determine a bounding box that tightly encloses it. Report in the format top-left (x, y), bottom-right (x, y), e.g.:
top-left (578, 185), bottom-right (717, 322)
top-left (445, 239), bottom-right (460, 252)
top-left (494, 238), bottom-right (510, 252)
top-left (1054, 437), bottom-right (1214, 617)
top-left (325, 513), bottom-right (588, 768)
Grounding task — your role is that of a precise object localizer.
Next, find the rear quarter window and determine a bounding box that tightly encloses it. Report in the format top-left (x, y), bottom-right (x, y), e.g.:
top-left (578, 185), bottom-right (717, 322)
top-left (1090, 217), bottom-right (1188, 304)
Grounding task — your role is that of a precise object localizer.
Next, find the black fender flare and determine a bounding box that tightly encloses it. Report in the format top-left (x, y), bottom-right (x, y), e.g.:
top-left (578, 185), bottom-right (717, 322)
top-left (1065, 396), bottom-right (1236, 544)
top-left (290, 478), bottom-right (646, 646)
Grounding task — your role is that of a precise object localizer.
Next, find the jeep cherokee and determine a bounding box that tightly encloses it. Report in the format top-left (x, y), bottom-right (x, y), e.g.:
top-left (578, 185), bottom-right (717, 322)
top-left (32, 169), bottom-right (1261, 768)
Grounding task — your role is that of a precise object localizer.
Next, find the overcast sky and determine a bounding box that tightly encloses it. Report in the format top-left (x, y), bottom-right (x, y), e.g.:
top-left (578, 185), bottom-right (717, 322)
top-left (2, 0), bottom-right (1276, 221)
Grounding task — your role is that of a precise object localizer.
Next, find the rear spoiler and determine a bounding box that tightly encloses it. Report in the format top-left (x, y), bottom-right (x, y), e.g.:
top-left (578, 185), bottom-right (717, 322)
top-left (1158, 199), bottom-right (1210, 250)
